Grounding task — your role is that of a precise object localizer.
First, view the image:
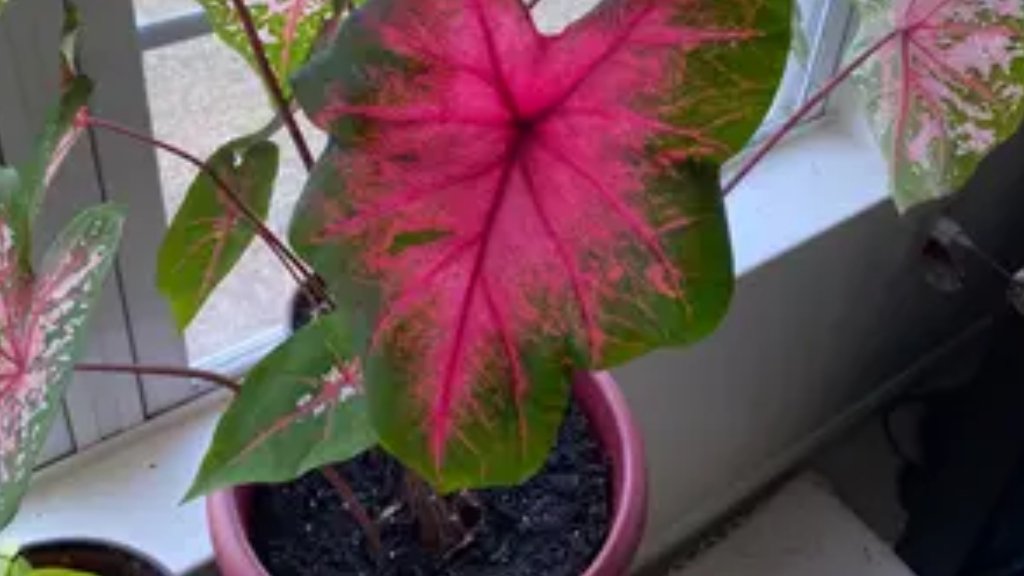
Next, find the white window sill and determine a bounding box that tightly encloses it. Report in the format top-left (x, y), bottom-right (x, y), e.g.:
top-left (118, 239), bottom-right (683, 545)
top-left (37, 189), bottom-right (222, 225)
top-left (1, 103), bottom-right (890, 574)
top-left (728, 104), bottom-right (889, 276)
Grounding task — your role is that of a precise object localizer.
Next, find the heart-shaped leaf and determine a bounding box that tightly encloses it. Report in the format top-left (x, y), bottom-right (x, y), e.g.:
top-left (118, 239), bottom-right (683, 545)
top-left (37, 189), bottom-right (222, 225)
top-left (850, 0), bottom-right (1024, 210)
top-left (0, 205), bottom-right (124, 528)
top-left (157, 136), bottom-right (279, 330)
top-left (186, 311), bottom-right (375, 499)
top-left (291, 0), bottom-right (790, 490)
top-left (196, 0), bottom-right (340, 99)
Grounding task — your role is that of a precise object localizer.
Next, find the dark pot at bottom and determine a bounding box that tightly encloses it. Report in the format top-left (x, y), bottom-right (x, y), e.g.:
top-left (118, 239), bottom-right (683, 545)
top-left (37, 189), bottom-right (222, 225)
top-left (21, 539), bottom-right (171, 576)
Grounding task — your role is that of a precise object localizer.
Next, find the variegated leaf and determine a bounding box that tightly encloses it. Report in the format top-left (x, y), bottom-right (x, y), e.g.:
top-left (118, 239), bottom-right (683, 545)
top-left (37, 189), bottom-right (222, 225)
top-left (186, 311), bottom-right (375, 499)
top-left (292, 0), bottom-right (790, 490)
top-left (850, 0), bottom-right (1024, 210)
top-left (157, 136), bottom-right (279, 330)
top-left (0, 206), bottom-right (124, 528)
top-left (195, 0), bottom-right (340, 99)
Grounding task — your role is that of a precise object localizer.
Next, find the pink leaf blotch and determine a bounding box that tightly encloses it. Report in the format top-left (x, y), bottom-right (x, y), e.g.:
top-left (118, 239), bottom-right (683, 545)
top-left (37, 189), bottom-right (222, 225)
top-left (294, 0), bottom-right (789, 486)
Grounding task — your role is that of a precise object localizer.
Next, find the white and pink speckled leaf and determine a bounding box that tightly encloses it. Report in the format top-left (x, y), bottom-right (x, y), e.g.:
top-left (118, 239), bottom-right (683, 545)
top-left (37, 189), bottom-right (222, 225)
top-left (291, 0), bottom-right (791, 490)
top-left (0, 206), bottom-right (124, 528)
top-left (850, 0), bottom-right (1024, 210)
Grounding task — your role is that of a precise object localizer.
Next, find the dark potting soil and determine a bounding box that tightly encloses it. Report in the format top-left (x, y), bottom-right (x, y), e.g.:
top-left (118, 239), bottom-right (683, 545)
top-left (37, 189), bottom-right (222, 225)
top-left (249, 403), bottom-right (612, 576)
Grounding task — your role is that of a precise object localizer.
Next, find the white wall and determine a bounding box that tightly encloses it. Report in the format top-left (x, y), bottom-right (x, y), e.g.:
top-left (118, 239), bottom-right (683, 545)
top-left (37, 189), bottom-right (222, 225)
top-left (618, 119), bottom-right (1024, 569)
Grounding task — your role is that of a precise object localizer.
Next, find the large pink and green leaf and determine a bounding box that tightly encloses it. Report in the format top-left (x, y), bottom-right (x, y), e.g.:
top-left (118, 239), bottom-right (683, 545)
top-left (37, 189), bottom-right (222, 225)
top-left (291, 0), bottom-right (790, 490)
top-left (157, 136), bottom-right (279, 330)
top-left (0, 206), bottom-right (124, 528)
top-left (186, 311), bottom-right (375, 499)
top-left (196, 0), bottom-right (342, 99)
top-left (850, 0), bottom-right (1024, 210)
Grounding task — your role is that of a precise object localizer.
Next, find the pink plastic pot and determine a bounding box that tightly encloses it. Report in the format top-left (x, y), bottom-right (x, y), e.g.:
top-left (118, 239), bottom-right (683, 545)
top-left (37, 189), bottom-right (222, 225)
top-left (207, 371), bottom-right (648, 576)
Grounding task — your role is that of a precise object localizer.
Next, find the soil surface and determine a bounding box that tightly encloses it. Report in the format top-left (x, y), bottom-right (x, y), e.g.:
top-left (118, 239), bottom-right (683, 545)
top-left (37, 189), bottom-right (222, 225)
top-left (250, 403), bottom-right (612, 575)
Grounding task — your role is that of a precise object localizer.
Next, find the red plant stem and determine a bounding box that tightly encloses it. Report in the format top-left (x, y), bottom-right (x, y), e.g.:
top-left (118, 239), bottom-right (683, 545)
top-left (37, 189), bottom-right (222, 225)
top-left (321, 466), bottom-right (383, 555)
top-left (228, 0), bottom-right (315, 171)
top-left (84, 115), bottom-right (328, 305)
top-left (723, 28), bottom-right (902, 195)
top-left (76, 362), bottom-right (241, 394)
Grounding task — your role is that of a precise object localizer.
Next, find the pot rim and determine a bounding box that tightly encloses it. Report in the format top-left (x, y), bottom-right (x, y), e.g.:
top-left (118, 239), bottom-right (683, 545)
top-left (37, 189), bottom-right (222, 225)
top-left (580, 372), bottom-right (648, 576)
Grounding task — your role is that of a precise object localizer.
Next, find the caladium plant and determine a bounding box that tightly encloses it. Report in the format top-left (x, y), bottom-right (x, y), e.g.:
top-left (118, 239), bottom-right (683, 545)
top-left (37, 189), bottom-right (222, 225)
top-left (289, 0), bottom-right (791, 488)
top-left (850, 0), bottom-right (1024, 209)
top-left (0, 206), bottom-right (125, 528)
top-left (186, 310), bottom-right (375, 498)
top-left (0, 4), bottom-right (125, 530)
top-left (5, 0), bottom-right (1024, 566)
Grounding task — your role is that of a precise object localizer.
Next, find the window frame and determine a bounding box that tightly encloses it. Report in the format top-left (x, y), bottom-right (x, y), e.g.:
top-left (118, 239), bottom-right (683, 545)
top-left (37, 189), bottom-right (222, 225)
top-left (77, 0), bottom-right (196, 415)
top-left (798, 0), bottom-right (855, 110)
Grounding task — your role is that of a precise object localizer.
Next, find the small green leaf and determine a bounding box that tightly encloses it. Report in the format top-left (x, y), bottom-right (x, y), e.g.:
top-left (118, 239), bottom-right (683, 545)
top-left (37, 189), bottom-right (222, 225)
top-left (31, 570), bottom-right (97, 576)
top-left (194, 0), bottom-right (338, 100)
top-left (0, 205), bottom-right (125, 528)
top-left (157, 136), bottom-right (279, 330)
top-left (186, 311), bottom-right (376, 500)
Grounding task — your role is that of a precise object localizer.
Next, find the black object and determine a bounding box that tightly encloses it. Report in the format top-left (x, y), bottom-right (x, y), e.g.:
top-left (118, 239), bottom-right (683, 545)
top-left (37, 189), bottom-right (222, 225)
top-left (249, 403), bottom-right (612, 576)
top-left (22, 539), bottom-right (172, 576)
top-left (291, 282), bottom-right (326, 331)
top-left (897, 311), bottom-right (1024, 576)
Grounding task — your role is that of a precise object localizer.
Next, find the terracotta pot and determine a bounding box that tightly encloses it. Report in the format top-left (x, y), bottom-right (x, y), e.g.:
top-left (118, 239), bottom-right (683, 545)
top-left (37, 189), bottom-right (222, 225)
top-left (21, 539), bottom-right (171, 576)
top-left (207, 371), bottom-right (648, 575)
